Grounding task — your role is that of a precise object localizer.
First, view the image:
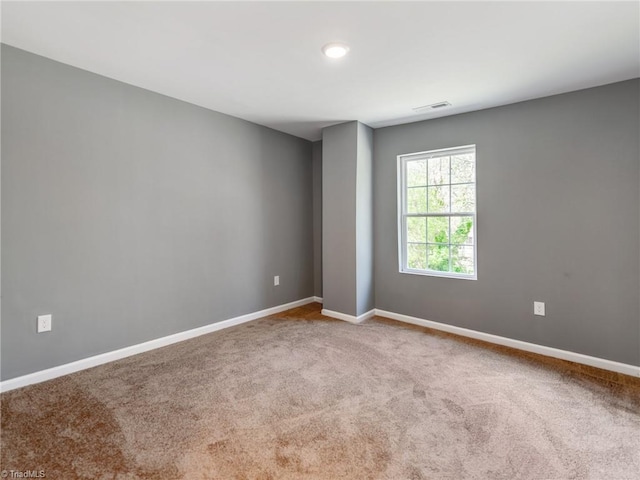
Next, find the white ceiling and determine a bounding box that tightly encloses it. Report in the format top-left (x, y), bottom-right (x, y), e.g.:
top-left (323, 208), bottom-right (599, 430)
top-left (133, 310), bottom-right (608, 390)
top-left (2, 1), bottom-right (639, 141)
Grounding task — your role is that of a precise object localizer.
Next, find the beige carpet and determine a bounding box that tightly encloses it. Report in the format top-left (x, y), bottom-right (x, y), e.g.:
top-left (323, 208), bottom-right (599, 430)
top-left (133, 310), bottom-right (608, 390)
top-left (1, 303), bottom-right (639, 479)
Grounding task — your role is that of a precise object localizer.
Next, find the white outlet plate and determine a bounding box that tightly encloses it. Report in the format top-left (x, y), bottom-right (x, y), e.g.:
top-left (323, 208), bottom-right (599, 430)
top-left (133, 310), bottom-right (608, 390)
top-left (533, 302), bottom-right (545, 316)
top-left (274, 275), bottom-right (280, 286)
top-left (37, 314), bottom-right (52, 333)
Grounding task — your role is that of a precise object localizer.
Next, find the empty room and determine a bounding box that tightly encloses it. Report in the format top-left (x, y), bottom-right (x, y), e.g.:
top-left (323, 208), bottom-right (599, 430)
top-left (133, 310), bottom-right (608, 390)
top-left (1, 1), bottom-right (639, 479)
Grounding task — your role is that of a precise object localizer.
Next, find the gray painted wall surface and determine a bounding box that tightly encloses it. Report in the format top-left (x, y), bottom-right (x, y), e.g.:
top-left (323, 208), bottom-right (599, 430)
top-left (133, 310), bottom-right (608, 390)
top-left (312, 141), bottom-right (323, 298)
top-left (356, 123), bottom-right (374, 316)
top-left (374, 79), bottom-right (640, 366)
top-left (1, 45), bottom-right (313, 380)
top-left (322, 122), bottom-right (358, 316)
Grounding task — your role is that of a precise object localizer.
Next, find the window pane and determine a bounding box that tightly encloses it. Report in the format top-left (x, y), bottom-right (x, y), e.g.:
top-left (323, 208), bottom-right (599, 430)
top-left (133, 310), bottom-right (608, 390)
top-left (451, 184), bottom-right (475, 212)
top-left (399, 146), bottom-right (476, 278)
top-left (427, 244), bottom-right (450, 272)
top-left (451, 216), bottom-right (474, 245)
top-left (406, 159), bottom-right (427, 187)
top-left (428, 156), bottom-right (450, 185)
top-left (452, 245), bottom-right (474, 274)
top-left (407, 187), bottom-right (427, 213)
top-left (427, 186), bottom-right (450, 213)
top-left (407, 217), bottom-right (426, 243)
top-left (427, 216), bottom-right (449, 244)
top-left (408, 243), bottom-right (427, 270)
top-left (451, 154), bottom-right (475, 184)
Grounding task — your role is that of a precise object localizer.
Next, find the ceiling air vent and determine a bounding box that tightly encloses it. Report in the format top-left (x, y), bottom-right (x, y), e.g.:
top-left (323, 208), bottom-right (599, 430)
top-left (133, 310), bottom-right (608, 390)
top-left (412, 101), bottom-right (452, 113)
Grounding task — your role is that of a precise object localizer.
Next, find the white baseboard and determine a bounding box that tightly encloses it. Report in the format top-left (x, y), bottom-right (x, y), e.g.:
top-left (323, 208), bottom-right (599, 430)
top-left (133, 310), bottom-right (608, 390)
top-left (322, 308), bottom-right (375, 324)
top-left (4, 299), bottom-right (635, 393)
top-left (0, 297), bottom-right (318, 393)
top-left (375, 309), bottom-right (640, 378)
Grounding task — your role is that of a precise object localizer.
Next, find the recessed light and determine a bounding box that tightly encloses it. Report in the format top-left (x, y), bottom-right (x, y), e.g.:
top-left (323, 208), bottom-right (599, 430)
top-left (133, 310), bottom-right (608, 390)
top-left (322, 42), bottom-right (350, 59)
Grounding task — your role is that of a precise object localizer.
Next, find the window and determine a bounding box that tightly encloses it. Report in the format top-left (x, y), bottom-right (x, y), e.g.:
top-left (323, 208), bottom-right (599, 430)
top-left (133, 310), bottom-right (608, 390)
top-left (398, 145), bottom-right (476, 279)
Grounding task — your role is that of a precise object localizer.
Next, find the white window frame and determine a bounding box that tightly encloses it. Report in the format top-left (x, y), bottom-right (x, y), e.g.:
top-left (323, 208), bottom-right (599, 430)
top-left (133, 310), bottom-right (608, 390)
top-left (397, 144), bottom-right (477, 280)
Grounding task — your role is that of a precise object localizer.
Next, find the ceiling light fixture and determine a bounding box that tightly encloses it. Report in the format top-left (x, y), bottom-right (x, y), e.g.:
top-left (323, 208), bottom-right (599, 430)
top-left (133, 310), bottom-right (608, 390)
top-left (322, 42), bottom-right (350, 59)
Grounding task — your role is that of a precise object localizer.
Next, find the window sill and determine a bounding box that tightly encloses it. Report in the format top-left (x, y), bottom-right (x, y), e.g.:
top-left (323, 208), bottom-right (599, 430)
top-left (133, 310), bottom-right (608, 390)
top-left (400, 268), bottom-right (477, 281)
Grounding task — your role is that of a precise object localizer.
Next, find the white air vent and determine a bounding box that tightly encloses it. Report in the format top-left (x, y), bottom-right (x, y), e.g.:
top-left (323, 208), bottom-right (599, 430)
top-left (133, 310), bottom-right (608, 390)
top-left (412, 101), bottom-right (452, 113)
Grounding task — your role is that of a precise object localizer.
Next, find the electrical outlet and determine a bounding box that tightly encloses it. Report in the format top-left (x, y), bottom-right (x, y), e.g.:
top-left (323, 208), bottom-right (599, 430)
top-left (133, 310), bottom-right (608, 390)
top-left (533, 302), bottom-right (545, 316)
top-left (274, 275), bottom-right (280, 286)
top-left (37, 314), bottom-right (52, 333)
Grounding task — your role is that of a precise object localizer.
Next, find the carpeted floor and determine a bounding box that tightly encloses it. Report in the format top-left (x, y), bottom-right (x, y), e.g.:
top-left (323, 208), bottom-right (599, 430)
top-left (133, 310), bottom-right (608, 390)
top-left (1, 302), bottom-right (639, 479)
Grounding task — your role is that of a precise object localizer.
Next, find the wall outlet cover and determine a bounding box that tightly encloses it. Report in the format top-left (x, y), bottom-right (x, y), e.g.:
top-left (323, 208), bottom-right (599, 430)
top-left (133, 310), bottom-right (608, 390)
top-left (37, 314), bottom-right (52, 333)
top-left (534, 302), bottom-right (545, 316)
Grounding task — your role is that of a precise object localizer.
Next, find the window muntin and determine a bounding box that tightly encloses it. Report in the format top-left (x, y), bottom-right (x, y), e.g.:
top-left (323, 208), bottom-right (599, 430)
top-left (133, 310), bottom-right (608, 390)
top-left (398, 145), bottom-right (476, 279)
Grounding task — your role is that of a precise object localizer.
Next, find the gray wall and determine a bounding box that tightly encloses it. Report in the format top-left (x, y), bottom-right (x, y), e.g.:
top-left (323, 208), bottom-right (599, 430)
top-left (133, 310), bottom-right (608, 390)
top-left (321, 121), bottom-right (374, 318)
top-left (374, 79), bottom-right (640, 366)
top-left (312, 141), bottom-right (322, 298)
top-left (1, 45), bottom-right (313, 381)
top-left (356, 123), bottom-right (374, 316)
top-left (322, 122), bottom-right (357, 316)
